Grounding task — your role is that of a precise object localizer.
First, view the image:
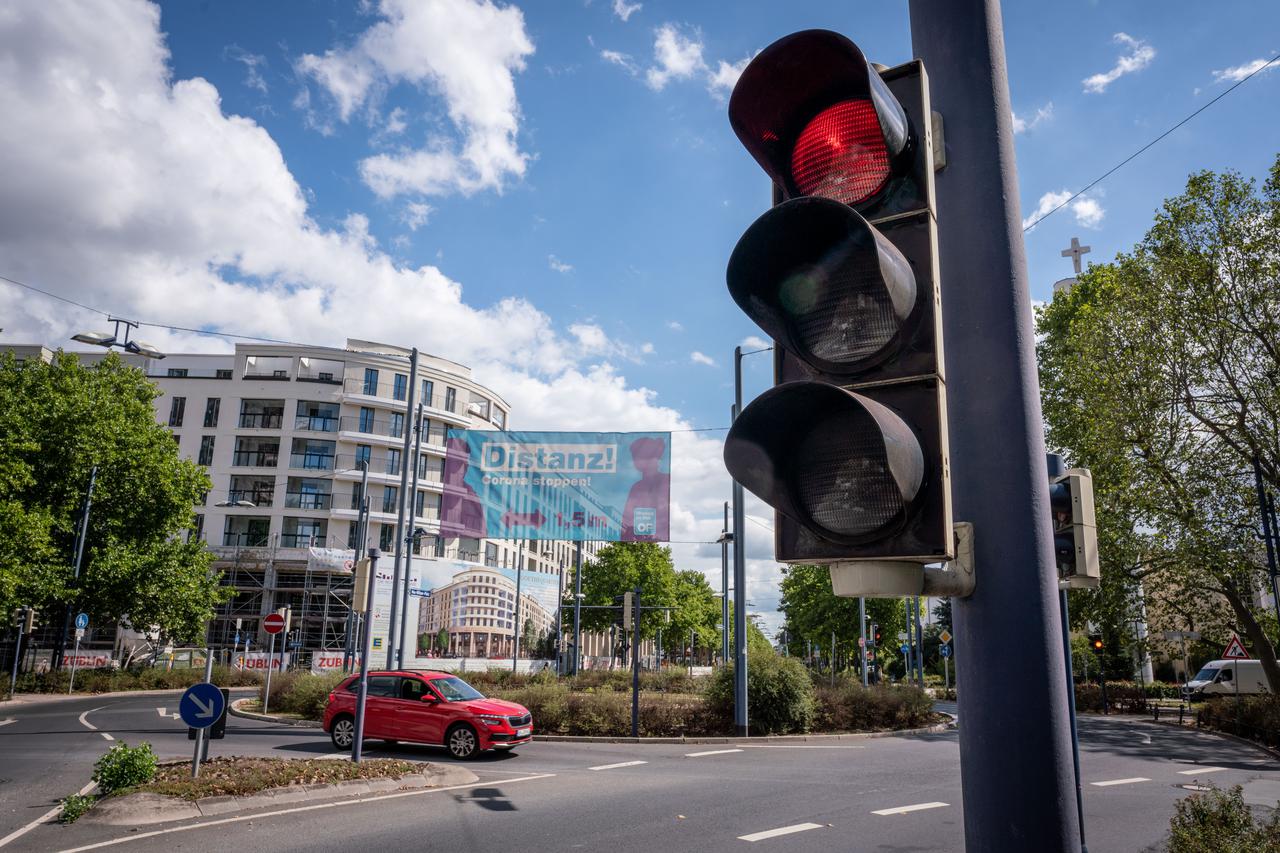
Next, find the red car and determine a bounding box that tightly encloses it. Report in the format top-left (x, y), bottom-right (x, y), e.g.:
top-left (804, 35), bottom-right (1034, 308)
top-left (323, 670), bottom-right (533, 760)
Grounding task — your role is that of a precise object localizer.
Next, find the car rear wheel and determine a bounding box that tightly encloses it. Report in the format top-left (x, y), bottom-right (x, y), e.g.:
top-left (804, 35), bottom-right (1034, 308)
top-left (446, 724), bottom-right (480, 760)
top-left (330, 715), bottom-right (355, 750)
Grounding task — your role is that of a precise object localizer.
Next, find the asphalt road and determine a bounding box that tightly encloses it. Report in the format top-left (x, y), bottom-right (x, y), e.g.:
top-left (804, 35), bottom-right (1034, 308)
top-left (1, 692), bottom-right (1277, 852)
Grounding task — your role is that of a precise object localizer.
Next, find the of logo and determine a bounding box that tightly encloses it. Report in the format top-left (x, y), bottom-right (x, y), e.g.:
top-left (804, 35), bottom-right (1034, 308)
top-left (633, 507), bottom-right (657, 536)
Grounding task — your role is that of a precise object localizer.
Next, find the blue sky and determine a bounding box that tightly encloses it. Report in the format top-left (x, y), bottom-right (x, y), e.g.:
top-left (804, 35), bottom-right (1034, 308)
top-left (1, 0), bottom-right (1276, 632)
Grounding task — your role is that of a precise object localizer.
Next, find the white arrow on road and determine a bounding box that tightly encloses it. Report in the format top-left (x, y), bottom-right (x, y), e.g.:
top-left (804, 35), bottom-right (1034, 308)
top-left (189, 695), bottom-right (216, 718)
top-left (0, 718), bottom-right (15, 728)
top-left (156, 707), bottom-right (181, 720)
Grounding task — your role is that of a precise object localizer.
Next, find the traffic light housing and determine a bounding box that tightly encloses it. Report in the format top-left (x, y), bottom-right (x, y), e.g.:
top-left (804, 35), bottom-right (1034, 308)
top-left (622, 591), bottom-right (634, 631)
top-left (1089, 634), bottom-right (1104, 654)
top-left (870, 623), bottom-right (880, 647)
top-left (1049, 469), bottom-right (1099, 589)
top-left (723, 29), bottom-right (951, 594)
top-left (22, 608), bottom-right (36, 634)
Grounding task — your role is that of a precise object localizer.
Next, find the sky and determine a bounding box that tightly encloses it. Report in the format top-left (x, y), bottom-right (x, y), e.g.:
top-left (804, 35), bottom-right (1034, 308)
top-left (1, 0), bottom-right (1277, 637)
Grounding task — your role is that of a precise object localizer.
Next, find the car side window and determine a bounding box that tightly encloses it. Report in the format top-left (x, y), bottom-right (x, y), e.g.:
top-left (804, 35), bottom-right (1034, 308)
top-left (367, 675), bottom-right (400, 697)
top-left (400, 678), bottom-right (428, 701)
top-left (1220, 668), bottom-right (1233, 682)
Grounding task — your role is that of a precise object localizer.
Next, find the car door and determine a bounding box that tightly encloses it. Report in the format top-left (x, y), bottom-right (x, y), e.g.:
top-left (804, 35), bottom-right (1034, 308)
top-left (361, 675), bottom-right (402, 739)
top-left (391, 676), bottom-right (446, 745)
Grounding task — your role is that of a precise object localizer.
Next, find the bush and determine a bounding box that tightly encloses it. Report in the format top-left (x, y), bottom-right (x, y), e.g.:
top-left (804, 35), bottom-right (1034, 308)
top-left (1075, 681), bottom-right (1148, 714)
top-left (1196, 696), bottom-right (1280, 749)
top-left (58, 793), bottom-right (96, 823)
top-left (259, 671), bottom-right (345, 719)
top-left (706, 652), bottom-right (815, 735)
top-left (814, 681), bottom-right (935, 732)
top-left (93, 742), bottom-right (158, 794)
top-left (14, 664), bottom-right (259, 695)
top-left (1167, 784), bottom-right (1280, 853)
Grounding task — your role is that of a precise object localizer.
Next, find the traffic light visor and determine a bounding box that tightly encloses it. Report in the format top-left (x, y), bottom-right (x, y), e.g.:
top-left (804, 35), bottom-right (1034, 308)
top-left (728, 197), bottom-right (916, 377)
top-left (725, 381), bottom-right (925, 545)
top-left (729, 29), bottom-right (911, 210)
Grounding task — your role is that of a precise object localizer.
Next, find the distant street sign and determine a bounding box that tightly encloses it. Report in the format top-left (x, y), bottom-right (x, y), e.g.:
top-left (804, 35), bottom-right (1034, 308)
top-left (1221, 634), bottom-right (1250, 660)
top-left (74, 613), bottom-right (89, 630)
top-left (1163, 630), bottom-right (1201, 642)
top-left (263, 613), bottom-right (286, 635)
top-left (898, 632), bottom-right (908, 641)
top-left (180, 682), bottom-right (225, 729)
top-left (940, 644), bottom-right (952, 658)
top-left (900, 643), bottom-right (911, 655)
top-left (939, 629), bottom-right (952, 645)
top-left (74, 628), bottom-right (85, 640)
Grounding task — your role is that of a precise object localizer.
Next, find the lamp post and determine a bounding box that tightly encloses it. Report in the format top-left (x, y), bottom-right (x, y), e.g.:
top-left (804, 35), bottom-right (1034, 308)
top-left (71, 317), bottom-right (166, 360)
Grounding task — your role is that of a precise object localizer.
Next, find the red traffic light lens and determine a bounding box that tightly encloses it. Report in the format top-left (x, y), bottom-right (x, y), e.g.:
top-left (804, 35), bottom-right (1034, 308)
top-left (791, 100), bottom-right (890, 206)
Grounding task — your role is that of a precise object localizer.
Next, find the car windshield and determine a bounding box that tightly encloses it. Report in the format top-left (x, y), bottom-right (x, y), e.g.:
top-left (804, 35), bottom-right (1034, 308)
top-left (431, 675), bottom-right (485, 702)
top-left (1192, 666), bottom-right (1220, 682)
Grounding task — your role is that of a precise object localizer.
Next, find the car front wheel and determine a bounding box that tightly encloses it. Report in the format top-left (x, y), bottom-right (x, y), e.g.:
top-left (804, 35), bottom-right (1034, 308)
top-left (446, 724), bottom-right (480, 760)
top-left (330, 715), bottom-right (355, 750)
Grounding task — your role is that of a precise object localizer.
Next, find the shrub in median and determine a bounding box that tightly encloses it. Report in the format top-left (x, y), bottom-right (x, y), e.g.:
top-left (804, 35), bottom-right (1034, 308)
top-left (15, 664), bottom-right (258, 695)
top-left (814, 681), bottom-right (935, 732)
top-left (1074, 681), bottom-right (1148, 714)
top-left (1196, 696), bottom-right (1280, 749)
top-left (260, 671), bottom-right (345, 718)
top-left (1167, 784), bottom-right (1280, 853)
top-left (706, 653), bottom-right (815, 735)
top-left (58, 793), bottom-right (96, 823)
top-left (93, 742), bottom-right (158, 794)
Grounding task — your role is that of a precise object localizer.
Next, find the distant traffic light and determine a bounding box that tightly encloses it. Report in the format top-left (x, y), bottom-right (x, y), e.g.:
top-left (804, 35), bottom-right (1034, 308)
top-left (722, 29), bottom-right (952, 591)
top-left (622, 591), bottom-right (634, 631)
top-left (1048, 469), bottom-right (1100, 588)
top-left (870, 623), bottom-right (881, 646)
top-left (22, 608), bottom-right (36, 634)
top-left (1090, 634), bottom-right (1104, 653)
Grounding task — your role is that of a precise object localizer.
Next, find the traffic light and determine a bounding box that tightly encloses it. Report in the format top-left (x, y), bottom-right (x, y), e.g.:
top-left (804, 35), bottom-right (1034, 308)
top-left (622, 591), bottom-right (634, 631)
top-left (722, 29), bottom-right (952, 594)
top-left (869, 623), bottom-right (880, 647)
top-left (1049, 469), bottom-right (1099, 588)
top-left (1089, 634), bottom-right (1104, 654)
top-left (22, 608), bottom-right (36, 634)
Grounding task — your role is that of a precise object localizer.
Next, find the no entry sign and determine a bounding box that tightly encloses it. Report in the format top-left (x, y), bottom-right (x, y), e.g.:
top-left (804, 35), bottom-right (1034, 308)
top-left (263, 613), bottom-right (286, 635)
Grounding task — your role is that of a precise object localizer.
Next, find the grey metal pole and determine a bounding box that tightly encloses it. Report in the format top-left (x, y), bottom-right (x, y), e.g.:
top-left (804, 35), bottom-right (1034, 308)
top-left (573, 540), bottom-right (583, 675)
top-left (57, 466), bottom-right (97, 671)
top-left (386, 348), bottom-right (419, 668)
top-left (631, 587), bottom-right (642, 737)
top-left (860, 597), bottom-right (868, 687)
top-left (1059, 588), bottom-right (1089, 853)
top-left (352, 548), bottom-right (380, 763)
top-left (731, 351), bottom-right (748, 735)
top-left (722, 501), bottom-right (730, 668)
top-left (397, 401), bottom-right (426, 664)
top-left (8, 615), bottom-right (25, 700)
top-left (345, 462), bottom-right (370, 673)
top-left (909, 2), bottom-right (1082, 848)
top-left (556, 559), bottom-right (565, 675)
top-left (262, 631), bottom-right (275, 716)
top-left (915, 596), bottom-right (926, 688)
top-left (191, 648), bottom-right (214, 778)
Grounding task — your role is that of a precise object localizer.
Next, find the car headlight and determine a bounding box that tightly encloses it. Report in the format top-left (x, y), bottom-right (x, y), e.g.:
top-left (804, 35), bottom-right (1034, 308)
top-left (478, 715), bottom-right (505, 728)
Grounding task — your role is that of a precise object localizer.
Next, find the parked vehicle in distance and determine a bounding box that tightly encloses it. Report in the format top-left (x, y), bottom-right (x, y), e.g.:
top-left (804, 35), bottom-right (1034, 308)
top-left (323, 670), bottom-right (533, 759)
top-left (1185, 659), bottom-right (1272, 698)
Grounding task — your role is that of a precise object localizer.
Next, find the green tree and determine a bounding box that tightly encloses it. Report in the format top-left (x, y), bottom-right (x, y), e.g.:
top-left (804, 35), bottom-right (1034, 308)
top-left (435, 627), bottom-right (449, 653)
top-left (0, 351), bottom-right (226, 642)
top-left (521, 617), bottom-right (538, 658)
top-left (566, 542), bottom-right (679, 639)
top-left (1037, 155), bottom-right (1280, 692)
top-left (667, 569), bottom-right (721, 660)
top-left (777, 563), bottom-right (905, 668)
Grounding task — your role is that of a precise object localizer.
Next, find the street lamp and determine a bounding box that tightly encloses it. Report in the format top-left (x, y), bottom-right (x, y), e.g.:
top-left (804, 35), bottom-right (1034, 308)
top-left (71, 317), bottom-right (166, 359)
top-left (216, 500), bottom-right (257, 508)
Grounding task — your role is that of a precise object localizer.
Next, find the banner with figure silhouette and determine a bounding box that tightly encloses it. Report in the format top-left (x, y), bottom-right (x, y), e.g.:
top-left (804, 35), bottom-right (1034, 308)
top-left (439, 430), bottom-right (671, 542)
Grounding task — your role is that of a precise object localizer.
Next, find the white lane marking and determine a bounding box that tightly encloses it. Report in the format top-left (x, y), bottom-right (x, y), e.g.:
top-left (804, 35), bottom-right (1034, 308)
top-left (56, 773), bottom-right (556, 852)
top-left (588, 760), bottom-right (647, 771)
top-left (738, 823), bottom-right (824, 842)
top-left (0, 719), bottom-right (15, 728)
top-left (0, 779), bottom-right (95, 848)
top-left (100, 732), bottom-right (114, 741)
top-left (739, 744), bottom-right (865, 749)
top-left (1138, 733), bottom-right (1152, 745)
top-left (1178, 767), bottom-right (1227, 775)
top-left (157, 707), bottom-right (180, 720)
top-left (77, 706), bottom-right (106, 731)
top-left (686, 748), bottom-right (743, 758)
top-left (1090, 777), bottom-right (1151, 787)
top-left (872, 801), bottom-right (949, 816)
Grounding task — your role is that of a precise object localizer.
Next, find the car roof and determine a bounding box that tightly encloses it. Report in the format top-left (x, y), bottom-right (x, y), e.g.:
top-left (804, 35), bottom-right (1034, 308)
top-left (359, 669), bottom-right (456, 678)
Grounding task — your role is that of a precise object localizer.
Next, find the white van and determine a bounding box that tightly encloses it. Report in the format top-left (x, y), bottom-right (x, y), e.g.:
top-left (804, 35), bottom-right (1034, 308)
top-left (1185, 659), bottom-right (1272, 698)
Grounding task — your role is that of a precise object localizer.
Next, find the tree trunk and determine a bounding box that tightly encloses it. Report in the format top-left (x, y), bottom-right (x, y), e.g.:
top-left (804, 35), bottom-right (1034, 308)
top-left (1219, 578), bottom-right (1280, 694)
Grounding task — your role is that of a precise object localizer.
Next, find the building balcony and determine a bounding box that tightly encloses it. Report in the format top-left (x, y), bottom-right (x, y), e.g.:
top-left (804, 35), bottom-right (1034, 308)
top-left (289, 452), bottom-right (334, 471)
top-left (285, 491), bottom-right (331, 510)
top-left (232, 450), bottom-right (279, 467)
top-left (293, 414), bottom-right (338, 432)
top-left (239, 412), bottom-right (283, 429)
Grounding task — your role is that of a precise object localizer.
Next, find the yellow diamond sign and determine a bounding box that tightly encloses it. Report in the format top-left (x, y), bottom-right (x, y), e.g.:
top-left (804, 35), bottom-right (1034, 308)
top-left (939, 630), bottom-right (952, 645)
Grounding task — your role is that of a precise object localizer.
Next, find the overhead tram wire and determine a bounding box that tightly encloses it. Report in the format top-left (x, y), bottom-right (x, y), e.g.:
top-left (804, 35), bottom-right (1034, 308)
top-left (1022, 52), bottom-right (1279, 232)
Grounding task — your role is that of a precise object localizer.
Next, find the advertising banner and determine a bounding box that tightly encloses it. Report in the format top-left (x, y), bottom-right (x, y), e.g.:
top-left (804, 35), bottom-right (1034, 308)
top-left (310, 652), bottom-right (354, 673)
top-left (307, 547), bottom-right (355, 573)
top-left (233, 653), bottom-right (291, 671)
top-left (64, 653), bottom-right (114, 669)
top-left (439, 430), bottom-right (671, 542)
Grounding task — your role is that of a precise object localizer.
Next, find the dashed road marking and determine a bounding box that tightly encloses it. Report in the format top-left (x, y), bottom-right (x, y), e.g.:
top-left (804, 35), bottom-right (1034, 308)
top-left (739, 744), bottom-right (865, 749)
top-left (100, 732), bottom-right (114, 741)
top-left (686, 749), bottom-right (743, 758)
top-left (1177, 767), bottom-right (1226, 775)
top-left (588, 760), bottom-right (647, 771)
top-left (738, 823), bottom-right (824, 842)
top-left (1091, 777), bottom-right (1150, 787)
top-left (872, 801), bottom-right (949, 816)
top-left (0, 779), bottom-right (95, 848)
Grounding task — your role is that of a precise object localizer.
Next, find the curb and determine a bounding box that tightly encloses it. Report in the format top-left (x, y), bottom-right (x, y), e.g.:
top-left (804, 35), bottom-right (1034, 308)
top-left (2, 686), bottom-right (257, 707)
top-left (1137, 716), bottom-right (1280, 763)
top-left (229, 698), bottom-right (321, 728)
top-left (82, 764), bottom-right (478, 827)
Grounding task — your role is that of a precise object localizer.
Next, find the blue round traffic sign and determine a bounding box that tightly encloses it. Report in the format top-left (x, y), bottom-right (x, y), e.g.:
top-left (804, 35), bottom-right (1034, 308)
top-left (179, 682), bottom-right (225, 729)
top-left (940, 644), bottom-right (952, 658)
top-left (900, 643), bottom-right (911, 655)
top-left (75, 612), bottom-right (89, 630)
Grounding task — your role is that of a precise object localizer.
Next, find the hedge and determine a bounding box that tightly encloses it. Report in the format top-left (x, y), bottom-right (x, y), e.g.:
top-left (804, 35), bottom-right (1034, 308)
top-left (14, 665), bottom-right (259, 695)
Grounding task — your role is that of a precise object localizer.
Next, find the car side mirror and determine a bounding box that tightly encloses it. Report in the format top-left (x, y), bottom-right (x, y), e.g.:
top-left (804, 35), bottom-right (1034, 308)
top-left (421, 694), bottom-right (439, 703)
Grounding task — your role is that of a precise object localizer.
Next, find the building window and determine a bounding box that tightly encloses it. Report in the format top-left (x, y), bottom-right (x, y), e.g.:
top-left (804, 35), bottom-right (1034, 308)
top-left (363, 368), bottom-right (379, 396)
top-left (168, 396), bottom-right (186, 427)
top-left (444, 387), bottom-right (456, 413)
top-left (421, 379), bottom-right (434, 406)
top-left (382, 486), bottom-right (399, 515)
top-left (355, 444), bottom-right (371, 469)
top-left (393, 373), bottom-right (407, 401)
top-left (198, 435), bottom-right (216, 466)
top-left (493, 408), bottom-right (506, 429)
top-left (167, 367), bottom-right (188, 377)
top-left (172, 433), bottom-right (181, 447)
top-left (379, 525), bottom-right (394, 551)
top-left (485, 542), bottom-right (499, 568)
top-left (415, 490), bottom-right (425, 518)
top-left (389, 411), bottom-right (404, 438)
top-left (347, 522), bottom-right (360, 549)
top-left (203, 397), bottom-right (220, 428)
top-left (215, 368), bottom-right (232, 380)
top-left (386, 448), bottom-right (401, 475)
top-left (359, 406), bottom-right (375, 433)
top-left (189, 513), bottom-right (204, 543)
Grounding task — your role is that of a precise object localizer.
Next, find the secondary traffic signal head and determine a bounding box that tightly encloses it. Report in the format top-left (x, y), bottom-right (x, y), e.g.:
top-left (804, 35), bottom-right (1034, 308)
top-left (870, 623), bottom-right (880, 646)
top-left (1049, 469), bottom-right (1100, 589)
top-left (622, 591), bottom-right (634, 630)
top-left (723, 29), bottom-right (950, 584)
top-left (1090, 635), bottom-right (1104, 653)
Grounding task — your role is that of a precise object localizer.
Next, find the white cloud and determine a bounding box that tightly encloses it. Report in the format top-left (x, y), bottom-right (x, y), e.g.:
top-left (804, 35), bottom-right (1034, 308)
top-left (384, 105), bottom-right (408, 134)
top-left (1212, 56), bottom-right (1277, 83)
top-left (667, 320), bottom-right (684, 332)
top-left (707, 55), bottom-right (751, 101)
top-left (1083, 33), bottom-right (1155, 94)
top-left (400, 201), bottom-right (432, 230)
top-left (548, 254), bottom-right (573, 273)
top-left (690, 351), bottom-right (716, 366)
top-left (600, 49), bottom-right (637, 75)
top-left (1022, 190), bottom-right (1106, 230)
top-left (298, 0), bottom-right (535, 199)
top-left (740, 335), bottom-right (770, 351)
top-left (612, 0), bottom-right (641, 23)
top-left (645, 23), bottom-right (704, 91)
top-left (1011, 101), bottom-right (1053, 134)
top-left (226, 46), bottom-right (269, 94)
top-left (640, 342), bottom-right (654, 354)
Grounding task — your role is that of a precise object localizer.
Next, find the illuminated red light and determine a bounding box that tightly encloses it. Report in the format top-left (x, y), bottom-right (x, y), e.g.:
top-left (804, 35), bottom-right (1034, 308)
top-left (789, 100), bottom-right (889, 206)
